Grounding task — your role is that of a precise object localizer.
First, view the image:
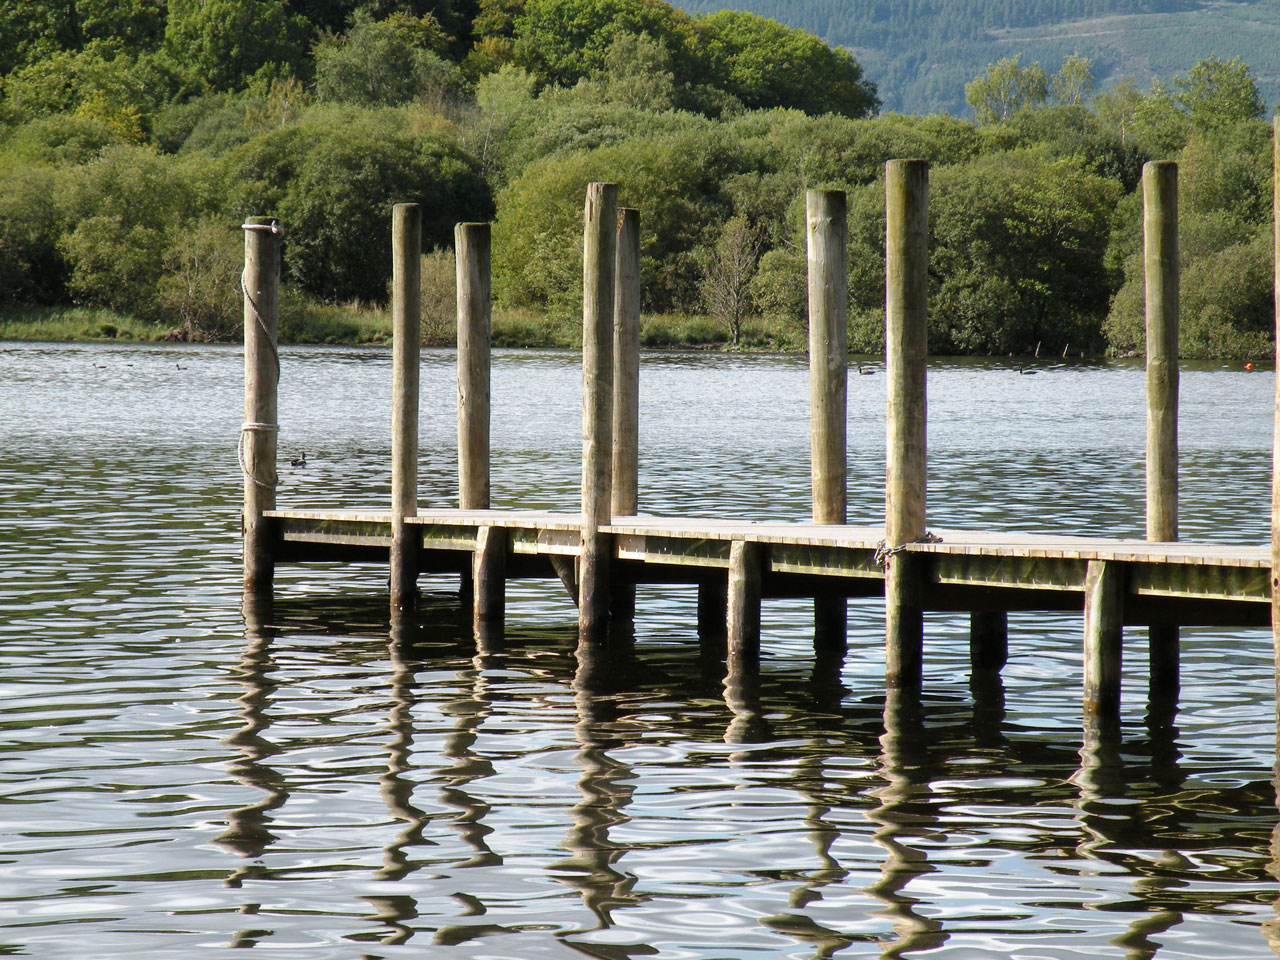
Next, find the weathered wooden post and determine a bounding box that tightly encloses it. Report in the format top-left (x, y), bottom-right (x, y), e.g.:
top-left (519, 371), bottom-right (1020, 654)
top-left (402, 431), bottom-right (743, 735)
top-left (727, 539), bottom-right (764, 673)
top-left (612, 207), bottom-right (641, 621)
top-left (1271, 116), bottom-right (1280, 739)
top-left (473, 525), bottom-right (507, 641)
top-left (457, 222), bottom-right (491, 512)
top-left (1083, 560), bottom-right (1124, 735)
top-left (390, 203), bottom-right (421, 610)
top-left (242, 216), bottom-right (281, 595)
top-left (884, 160), bottom-right (929, 687)
top-left (807, 189), bottom-right (848, 651)
top-left (1144, 161), bottom-right (1179, 706)
top-left (580, 182), bottom-right (618, 639)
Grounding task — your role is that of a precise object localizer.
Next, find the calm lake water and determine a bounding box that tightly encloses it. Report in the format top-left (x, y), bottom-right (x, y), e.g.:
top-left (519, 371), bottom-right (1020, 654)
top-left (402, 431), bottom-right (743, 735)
top-left (2, 341), bottom-right (1278, 959)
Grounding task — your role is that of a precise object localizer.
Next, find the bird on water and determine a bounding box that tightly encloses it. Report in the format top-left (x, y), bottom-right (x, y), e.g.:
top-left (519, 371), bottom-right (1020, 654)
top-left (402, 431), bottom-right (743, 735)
top-left (291, 452), bottom-right (307, 467)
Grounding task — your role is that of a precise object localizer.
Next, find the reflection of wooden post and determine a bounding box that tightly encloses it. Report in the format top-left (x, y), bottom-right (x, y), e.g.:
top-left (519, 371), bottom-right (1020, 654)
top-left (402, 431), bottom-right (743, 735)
top-left (807, 189), bottom-right (848, 652)
top-left (884, 160), bottom-right (929, 687)
top-left (457, 222), bottom-right (491, 511)
top-left (242, 216), bottom-right (281, 595)
top-left (580, 182), bottom-right (618, 639)
top-left (1144, 161), bottom-right (1179, 703)
top-left (1083, 560), bottom-right (1123, 734)
top-left (390, 204), bottom-right (421, 610)
top-left (612, 207), bottom-right (641, 621)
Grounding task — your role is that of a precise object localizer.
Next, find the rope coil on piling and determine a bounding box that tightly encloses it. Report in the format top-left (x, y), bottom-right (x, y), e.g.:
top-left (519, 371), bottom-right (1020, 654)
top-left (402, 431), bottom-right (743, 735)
top-left (240, 270), bottom-right (280, 376)
top-left (242, 220), bottom-right (283, 235)
top-left (239, 220), bottom-right (282, 494)
top-left (239, 421), bottom-right (278, 490)
top-left (873, 530), bottom-right (942, 566)
top-left (240, 219), bottom-right (282, 377)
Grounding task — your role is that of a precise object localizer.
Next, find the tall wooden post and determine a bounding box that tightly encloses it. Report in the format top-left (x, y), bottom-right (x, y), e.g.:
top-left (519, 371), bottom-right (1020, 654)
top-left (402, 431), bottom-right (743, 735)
top-left (242, 216), bottom-right (281, 595)
top-left (1144, 161), bottom-right (1180, 705)
top-left (612, 207), bottom-right (641, 621)
top-left (807, 189), bottom-right (849, 652)
top-left (580, 182), bottom-right (618, 639)
top-left (457, 222), bottom-right (492, 511)
top-left (1271, 117), bottom-right (1280, 748)
top-left (390, 204), bottom-right (421, 610)
top-left (884, 160), bottom-right (929, 687)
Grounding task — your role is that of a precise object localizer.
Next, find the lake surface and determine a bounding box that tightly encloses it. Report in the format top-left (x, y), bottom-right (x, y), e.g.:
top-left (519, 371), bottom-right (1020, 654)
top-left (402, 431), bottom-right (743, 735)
top-left (1, 341), bottom-right (1278, 959)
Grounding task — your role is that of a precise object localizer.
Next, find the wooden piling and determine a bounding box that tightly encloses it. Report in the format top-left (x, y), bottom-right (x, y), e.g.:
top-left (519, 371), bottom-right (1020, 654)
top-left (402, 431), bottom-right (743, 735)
top-left (612, 207), bottom-right (641, 621)
top-left (390, 204), bottom-right (422, 610)
top-left (457, 222), bottom-right (492, 511)
top-left (580, 182), bottom-right (618, 639)
top-left (1083, 559), bottom-right (1124, 732)
top-left (808, 189), bottom-right (848, 526)
top-left (1144, 161), bottom-right (1180, 698)
top-left (727, 540), bottom-right (763, 669)
top-left (1272, 116), bottom-right (1280, 726)
top-left (884, 159), bottom-right (929, 687)
top-left (473, 525), bottom-right (507, 641)
top-left (242, 216), bottom-right (281, 595)
top-left (698, 577), bottom-right (728, 656)
top-left (808, 189), bottom-right (849, 651)
top-left (970, 611), bottom-right (1008, 671)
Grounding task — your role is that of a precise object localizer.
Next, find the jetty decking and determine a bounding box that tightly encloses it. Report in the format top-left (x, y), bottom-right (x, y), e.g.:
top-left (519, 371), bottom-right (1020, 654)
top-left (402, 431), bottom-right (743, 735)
top-left (239, 149), bottom-right (1280, 741)
top-left (267, 508), bottom-right (1270, 626)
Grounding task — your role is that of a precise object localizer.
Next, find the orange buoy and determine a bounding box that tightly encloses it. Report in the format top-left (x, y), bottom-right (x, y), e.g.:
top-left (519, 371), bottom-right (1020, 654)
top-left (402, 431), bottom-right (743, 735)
top-left (1246, 362), bottom-right (1255, 371)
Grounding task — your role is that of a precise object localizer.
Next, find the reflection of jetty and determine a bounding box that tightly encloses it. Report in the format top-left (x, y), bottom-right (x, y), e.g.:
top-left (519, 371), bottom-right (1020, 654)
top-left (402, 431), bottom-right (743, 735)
top-left (239, 150), bottom-right (1280, 741)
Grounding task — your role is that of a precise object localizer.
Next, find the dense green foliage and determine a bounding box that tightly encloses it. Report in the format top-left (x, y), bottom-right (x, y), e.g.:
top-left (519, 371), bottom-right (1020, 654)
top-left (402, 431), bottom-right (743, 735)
top-left (0, 0), bottom-right (1273, 357)
top-left (669, 0), bottom-right (1280, 116)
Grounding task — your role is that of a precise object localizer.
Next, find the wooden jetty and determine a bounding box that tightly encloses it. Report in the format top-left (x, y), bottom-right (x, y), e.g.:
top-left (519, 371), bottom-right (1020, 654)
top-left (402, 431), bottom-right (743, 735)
top-left (240, 130), bottom-right (1280, 739)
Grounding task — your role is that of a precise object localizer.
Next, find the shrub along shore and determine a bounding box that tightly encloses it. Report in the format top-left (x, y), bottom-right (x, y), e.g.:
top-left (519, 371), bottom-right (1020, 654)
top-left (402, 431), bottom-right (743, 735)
top-left (1, 0), bottom-right (1275, 359)
top-left (0, 304), bottom-right (797, 351)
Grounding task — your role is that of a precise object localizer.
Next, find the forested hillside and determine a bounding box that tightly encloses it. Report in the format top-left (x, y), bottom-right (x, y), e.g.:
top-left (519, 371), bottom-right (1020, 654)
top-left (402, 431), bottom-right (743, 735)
top-left (669, 0), bottom-right (1280, 114)
top-left (0, 0), bottom-right (1274, 357)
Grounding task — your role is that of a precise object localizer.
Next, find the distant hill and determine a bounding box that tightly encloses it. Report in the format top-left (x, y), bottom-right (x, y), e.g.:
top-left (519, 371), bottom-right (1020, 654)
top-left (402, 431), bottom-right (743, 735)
top-left (668, 0), bottom-right (1280, 114)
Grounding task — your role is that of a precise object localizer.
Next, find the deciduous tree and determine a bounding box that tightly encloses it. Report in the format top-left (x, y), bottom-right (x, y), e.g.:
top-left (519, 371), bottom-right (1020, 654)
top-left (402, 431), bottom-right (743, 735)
top-left (964, 55), bottom-right (1048, 123)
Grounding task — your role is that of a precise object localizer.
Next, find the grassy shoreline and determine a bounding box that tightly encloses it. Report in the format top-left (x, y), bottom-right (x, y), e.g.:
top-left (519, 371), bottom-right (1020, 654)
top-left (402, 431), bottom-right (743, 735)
top-left (0, 304), bottom-right (804, 351)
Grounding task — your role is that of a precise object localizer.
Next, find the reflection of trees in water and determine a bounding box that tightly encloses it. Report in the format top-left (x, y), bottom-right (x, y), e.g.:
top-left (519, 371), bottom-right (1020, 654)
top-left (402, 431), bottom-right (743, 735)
top-left (219, 601), bottom-right (1279, 955)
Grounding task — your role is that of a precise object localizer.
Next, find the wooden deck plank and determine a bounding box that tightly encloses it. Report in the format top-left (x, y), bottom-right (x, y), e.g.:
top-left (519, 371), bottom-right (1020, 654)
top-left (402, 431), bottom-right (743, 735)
top-left (265, 508), bottom-right (1271, 579)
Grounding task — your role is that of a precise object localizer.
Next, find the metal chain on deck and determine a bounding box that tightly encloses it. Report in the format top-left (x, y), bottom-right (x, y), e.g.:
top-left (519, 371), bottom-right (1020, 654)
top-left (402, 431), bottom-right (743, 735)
top-left (873, 530), bottom-right (942, 566)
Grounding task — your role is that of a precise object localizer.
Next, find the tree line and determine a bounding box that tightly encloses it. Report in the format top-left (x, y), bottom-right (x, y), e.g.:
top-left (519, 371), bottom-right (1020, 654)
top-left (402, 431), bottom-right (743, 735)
top-left (0, 0), bottom-right (1273, 356)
